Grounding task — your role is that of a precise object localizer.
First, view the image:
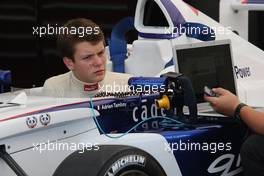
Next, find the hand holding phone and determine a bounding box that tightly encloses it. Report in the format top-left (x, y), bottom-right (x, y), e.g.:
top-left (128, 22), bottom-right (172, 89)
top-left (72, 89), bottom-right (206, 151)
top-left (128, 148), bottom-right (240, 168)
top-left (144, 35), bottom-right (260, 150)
top-left (204, 86), bottom-right (218, 97)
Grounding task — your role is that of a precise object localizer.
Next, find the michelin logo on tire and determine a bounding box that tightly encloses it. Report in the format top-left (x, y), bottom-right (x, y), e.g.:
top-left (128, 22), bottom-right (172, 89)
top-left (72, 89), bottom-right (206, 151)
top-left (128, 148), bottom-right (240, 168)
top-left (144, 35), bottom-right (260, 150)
top-left (105, 155), bottom-right (146, 176)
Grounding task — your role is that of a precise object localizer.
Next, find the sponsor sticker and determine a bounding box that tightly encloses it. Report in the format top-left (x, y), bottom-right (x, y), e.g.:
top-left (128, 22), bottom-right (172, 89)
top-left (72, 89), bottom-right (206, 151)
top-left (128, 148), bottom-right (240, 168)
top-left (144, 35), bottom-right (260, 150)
top-left (26, 116), bottom-right (37, 129)
top-left (39, 113), bottom-right (51, 126)
top-left (84, 83), bottom-right (99, 91)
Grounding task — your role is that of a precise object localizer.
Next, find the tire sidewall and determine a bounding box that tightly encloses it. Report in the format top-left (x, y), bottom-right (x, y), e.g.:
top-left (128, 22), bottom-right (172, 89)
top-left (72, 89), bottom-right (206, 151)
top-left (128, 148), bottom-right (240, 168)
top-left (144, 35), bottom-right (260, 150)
top-left (99, 149), bottom-right (166, 176)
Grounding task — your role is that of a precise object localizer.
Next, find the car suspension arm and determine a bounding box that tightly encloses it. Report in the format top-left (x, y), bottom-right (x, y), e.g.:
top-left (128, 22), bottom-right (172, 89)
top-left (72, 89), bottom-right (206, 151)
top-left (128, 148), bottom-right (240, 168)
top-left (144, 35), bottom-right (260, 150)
top-left (0, 145), bottom-right (28, 176)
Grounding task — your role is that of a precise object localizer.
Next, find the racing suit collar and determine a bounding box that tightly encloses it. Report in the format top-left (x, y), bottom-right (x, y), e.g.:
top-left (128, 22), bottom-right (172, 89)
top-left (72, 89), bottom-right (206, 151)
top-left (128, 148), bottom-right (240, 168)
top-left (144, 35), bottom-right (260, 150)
top-left (70, 71), bottom-right (104, 92)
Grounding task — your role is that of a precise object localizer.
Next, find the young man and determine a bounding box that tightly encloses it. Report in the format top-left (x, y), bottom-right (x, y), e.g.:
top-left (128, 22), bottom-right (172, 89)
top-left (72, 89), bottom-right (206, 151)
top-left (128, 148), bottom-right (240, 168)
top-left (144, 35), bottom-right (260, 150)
top-left (43, 18), bottom-right (131, 98)
top-left (205, 88), bottom-right (264, 176)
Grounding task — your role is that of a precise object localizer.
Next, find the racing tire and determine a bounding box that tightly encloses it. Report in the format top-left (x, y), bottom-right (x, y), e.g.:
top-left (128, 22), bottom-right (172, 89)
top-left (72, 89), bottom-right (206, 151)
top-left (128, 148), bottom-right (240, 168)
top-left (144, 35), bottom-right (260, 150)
top-left (98, 149), bottom-right (166, 176)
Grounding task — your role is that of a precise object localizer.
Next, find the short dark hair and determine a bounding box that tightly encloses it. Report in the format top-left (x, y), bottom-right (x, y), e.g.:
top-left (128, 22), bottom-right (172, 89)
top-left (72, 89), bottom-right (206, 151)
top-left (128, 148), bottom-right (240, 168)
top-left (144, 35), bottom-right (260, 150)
top-left (57, 18), bottom-right (105, 61)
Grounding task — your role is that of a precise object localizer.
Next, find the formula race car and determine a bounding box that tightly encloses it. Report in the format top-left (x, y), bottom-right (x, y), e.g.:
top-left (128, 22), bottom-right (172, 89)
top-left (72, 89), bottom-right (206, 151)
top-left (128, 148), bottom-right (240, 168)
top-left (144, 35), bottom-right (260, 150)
top-left (0, 72), bottom-right (247, 176)
top-left (1, 0), bottom-right (264, 176)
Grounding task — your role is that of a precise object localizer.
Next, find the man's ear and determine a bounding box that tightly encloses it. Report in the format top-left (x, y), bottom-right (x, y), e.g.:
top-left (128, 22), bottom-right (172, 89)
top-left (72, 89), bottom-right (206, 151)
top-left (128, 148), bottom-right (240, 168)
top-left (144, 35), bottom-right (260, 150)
top-left (63, 57), bottom-right (74, 70)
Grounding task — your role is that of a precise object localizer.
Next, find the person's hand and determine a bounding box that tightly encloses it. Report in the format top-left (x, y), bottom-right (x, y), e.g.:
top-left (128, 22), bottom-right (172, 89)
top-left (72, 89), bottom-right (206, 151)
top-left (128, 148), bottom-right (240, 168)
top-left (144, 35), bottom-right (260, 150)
top-left (204, 88), bottom-right (240, 117)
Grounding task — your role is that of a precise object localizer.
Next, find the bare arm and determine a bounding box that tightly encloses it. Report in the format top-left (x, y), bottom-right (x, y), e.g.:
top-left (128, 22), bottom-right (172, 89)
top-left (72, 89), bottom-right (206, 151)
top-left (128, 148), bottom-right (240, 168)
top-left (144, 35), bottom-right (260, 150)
top-left (204, 88), bottom-right (264, 135)
top-left (239, 106), bottom-right (264, 135)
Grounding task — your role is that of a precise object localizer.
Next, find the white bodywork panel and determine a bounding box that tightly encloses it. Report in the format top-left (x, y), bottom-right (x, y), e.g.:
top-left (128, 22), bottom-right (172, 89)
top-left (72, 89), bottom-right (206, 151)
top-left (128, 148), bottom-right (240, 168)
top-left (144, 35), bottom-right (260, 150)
top-left (220, 0), bottom-right (264, 41)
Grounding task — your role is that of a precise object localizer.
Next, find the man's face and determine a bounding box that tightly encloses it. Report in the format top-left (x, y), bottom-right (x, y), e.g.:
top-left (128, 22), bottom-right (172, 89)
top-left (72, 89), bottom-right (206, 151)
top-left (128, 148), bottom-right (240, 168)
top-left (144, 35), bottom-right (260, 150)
top-left (64, 41), bottom-right (106, 83)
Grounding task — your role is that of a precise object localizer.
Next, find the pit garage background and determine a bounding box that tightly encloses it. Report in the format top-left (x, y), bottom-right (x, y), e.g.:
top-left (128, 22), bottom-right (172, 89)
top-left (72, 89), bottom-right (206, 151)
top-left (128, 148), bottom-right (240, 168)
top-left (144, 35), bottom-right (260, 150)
top-left (0, 0), bottom-right (263, 88)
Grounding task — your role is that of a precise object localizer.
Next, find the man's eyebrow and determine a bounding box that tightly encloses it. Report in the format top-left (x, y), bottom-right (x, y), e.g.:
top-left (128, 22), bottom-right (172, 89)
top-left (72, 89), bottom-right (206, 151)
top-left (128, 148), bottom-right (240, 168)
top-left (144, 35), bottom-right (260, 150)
top-left (79, 49), bottom-right (105, 58)
top-left (80, 53), bottom-right (94, 59)
top-left (97, 48), bottom-right (105, 53)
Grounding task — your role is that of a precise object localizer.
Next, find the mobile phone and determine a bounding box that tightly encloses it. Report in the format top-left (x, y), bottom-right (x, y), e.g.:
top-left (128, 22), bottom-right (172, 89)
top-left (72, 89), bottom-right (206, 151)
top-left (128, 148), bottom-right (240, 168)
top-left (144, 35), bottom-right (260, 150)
top-left (204, 86), bottom-right (218, 97)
